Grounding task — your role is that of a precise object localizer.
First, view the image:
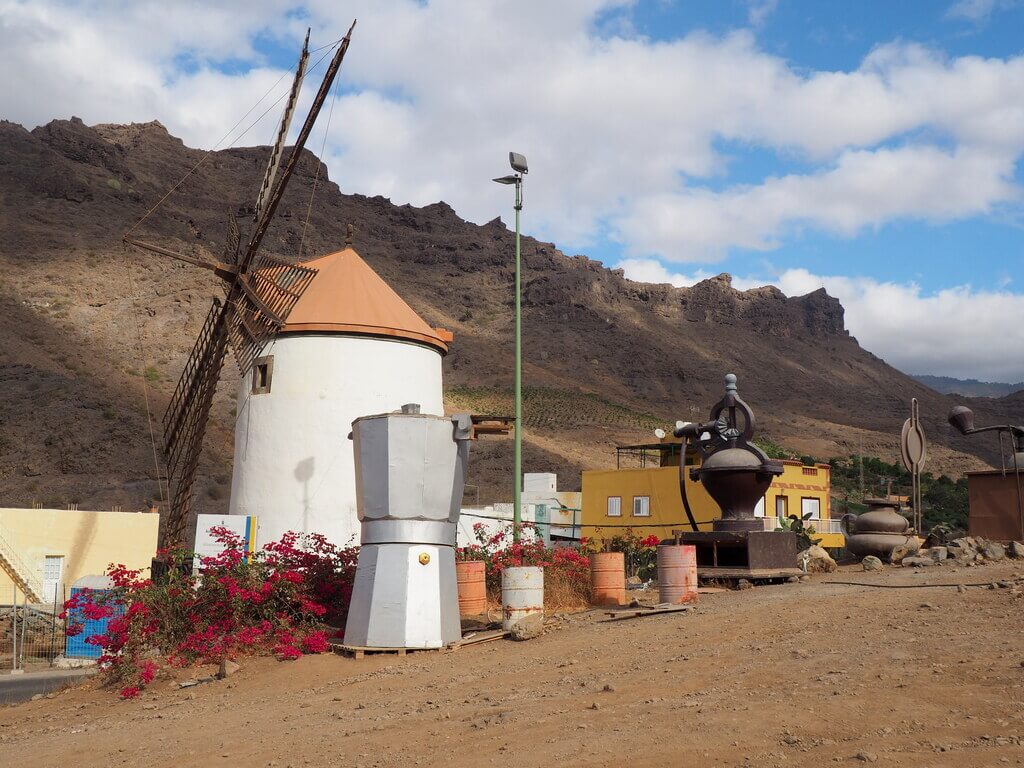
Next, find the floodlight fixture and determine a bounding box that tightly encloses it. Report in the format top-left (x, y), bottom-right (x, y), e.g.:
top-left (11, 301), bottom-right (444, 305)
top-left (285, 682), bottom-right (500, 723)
top-left (493, 175), bottom-right (519, 185)
top-left (509, 152), bottom-right (528, 174)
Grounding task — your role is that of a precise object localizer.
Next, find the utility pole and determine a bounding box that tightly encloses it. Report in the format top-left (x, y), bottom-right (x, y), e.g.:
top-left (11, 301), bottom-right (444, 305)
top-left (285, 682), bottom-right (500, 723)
top-left (493, 152), bottom-right (528, 541)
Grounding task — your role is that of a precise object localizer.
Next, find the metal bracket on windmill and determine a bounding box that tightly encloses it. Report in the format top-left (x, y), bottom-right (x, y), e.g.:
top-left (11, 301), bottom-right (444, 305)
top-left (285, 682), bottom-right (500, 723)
top-left (121, 21), bottom-right (358, 550)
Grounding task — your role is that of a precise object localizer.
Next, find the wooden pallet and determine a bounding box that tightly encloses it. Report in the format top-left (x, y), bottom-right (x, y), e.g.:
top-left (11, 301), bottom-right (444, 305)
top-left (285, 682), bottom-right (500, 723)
top-left (330, 643), bottom-right (455, 660)
top-left (330, 629), bottom-right (509, 659)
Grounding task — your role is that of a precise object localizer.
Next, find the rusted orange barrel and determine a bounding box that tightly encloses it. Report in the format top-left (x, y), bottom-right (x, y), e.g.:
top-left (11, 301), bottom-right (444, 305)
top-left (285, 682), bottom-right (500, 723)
top-left (456, 560), bottom-right (487, 616)
top-left (658, 544), bottom-right (698, 604)
top-left (590, 552), bottom-right (626, 606)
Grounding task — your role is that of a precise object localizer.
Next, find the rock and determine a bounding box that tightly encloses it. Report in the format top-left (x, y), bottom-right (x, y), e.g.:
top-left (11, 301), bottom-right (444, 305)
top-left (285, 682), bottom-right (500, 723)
top-left (602, 683), bottom-right (616, 693)
top-left (53, 655), bottom-right (97, 670)
top-left (1008, 542), bottom-right (1024, 559)
top-left (217, 659), bottom-right (240, 679)
top-left (31, 694), bottom-right (43, 701)
top-left (982, 542), bottom-right (1006, 562)
top-left (925, 547), bottom-right (948, 562)
top-left (902, 557), bottom-right (934, 568)
top-left (862, 556), bottom-right (883, 571)
top-left (588, 702), bottom-right (600, 710)
top-left (957, 584), bottom-right (966, 593)
top-left (736, 579), bottom-right (753, 590)
top-left (855, 751), bottom-right (878, 763)
top-left (509, 613), bottom-right (545, 641)
top-left (799, 545), bottom-right (837, 573)
top-left (889, 541), bottom-right (920, 564)
top-left (786, 576), bottom-right (800, 583)
top-left (952, 536), bottom-right (977, 551)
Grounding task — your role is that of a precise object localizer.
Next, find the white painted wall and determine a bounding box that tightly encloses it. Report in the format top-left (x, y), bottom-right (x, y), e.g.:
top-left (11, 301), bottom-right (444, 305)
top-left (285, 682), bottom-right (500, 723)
top-left (228, 333), bottom-right (444, 548)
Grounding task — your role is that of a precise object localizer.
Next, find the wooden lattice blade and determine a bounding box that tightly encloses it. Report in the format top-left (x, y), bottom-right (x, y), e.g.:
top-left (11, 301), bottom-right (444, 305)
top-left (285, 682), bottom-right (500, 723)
top-left (163, 299), bottom-right (231, 484)
top-left (226, 258), bottom-right (318, 374)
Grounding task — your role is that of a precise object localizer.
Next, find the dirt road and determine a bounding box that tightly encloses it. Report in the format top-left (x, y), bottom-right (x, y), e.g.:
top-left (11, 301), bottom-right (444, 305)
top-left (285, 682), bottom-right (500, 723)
top-left (2, 562), bottom-right (1023, 767)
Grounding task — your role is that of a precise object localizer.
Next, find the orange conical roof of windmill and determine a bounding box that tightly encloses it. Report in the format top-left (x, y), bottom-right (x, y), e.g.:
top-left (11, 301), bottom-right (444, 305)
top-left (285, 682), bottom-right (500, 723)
top-left (278, 247), bottom-right (452, 354)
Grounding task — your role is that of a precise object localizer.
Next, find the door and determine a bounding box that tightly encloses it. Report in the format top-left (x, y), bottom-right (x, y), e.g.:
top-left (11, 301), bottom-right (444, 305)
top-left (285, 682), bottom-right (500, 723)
top-left (42, 555), bottom-right (63, 604)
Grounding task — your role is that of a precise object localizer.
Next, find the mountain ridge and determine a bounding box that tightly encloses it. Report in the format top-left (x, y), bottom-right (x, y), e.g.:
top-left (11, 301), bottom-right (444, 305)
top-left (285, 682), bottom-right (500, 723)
top-left (0, 117), bottom-right (1017, 515)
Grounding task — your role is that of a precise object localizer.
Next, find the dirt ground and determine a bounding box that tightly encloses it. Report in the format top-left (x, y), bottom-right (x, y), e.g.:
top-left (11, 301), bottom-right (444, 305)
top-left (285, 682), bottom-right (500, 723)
top-left (2, 561), bottom-right (1023, 768)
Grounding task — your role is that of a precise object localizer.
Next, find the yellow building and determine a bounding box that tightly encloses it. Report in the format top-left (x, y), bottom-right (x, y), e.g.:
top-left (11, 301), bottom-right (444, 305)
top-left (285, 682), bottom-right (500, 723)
top-left (581, 440), bottom-right (842, 549)
top-left (0, 508), bottom-right (160, 605)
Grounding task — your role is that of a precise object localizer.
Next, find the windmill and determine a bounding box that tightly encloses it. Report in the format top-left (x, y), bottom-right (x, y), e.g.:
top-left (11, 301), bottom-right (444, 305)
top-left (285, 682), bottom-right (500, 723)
top-left (123, 22), bottom-right (357, 551)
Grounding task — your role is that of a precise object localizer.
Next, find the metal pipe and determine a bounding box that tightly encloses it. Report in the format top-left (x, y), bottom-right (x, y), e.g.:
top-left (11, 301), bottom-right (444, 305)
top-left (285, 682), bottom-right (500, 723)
top-left (10, 588), bottom-right (16, 672)
top-left (49, 585), bottom-right (59, 666)
top-left (513, 175), bottom-right (523, 543)
top-left (19, 592), bottom-right (27, 670)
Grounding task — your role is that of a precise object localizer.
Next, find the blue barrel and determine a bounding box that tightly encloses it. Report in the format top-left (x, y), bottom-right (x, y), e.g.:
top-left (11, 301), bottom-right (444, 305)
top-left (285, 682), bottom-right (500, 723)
top-left (65, 586), bottom-right (123, 659)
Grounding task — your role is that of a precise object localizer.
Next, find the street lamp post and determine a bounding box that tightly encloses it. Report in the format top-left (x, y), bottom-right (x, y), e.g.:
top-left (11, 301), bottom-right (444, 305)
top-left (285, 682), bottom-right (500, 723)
top-left (494, 152), bottom-right (528, 542)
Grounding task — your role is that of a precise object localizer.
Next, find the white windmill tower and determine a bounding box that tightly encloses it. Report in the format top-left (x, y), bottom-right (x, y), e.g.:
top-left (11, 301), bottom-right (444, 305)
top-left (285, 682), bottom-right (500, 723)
top-left (227, 241), bottom-right (454, 547)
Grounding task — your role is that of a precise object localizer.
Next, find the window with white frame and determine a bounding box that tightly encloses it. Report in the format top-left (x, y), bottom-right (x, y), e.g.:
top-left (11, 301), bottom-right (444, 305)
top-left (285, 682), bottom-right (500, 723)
top-left (776, 495), bottom-right (788, 519)
top-left (801, 497), bottom-right (821, 520)
top-left (632, 496), bottom-right (650, 517)
top-left (607, 496), bottom-right (621, 517)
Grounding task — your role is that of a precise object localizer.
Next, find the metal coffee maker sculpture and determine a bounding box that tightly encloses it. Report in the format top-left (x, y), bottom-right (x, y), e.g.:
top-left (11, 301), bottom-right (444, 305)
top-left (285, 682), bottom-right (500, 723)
top-left (344, 404), bottom-right (472, 649)
top-left (675, 374), bottom-right (784, 530)
top-left (671, 374), bottom-right (800, 579)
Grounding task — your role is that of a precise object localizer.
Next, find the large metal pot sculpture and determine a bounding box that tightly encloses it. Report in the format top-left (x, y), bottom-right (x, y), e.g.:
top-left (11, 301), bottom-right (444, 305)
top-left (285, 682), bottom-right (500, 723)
top-left (841, 498), bottom-right (916, 561)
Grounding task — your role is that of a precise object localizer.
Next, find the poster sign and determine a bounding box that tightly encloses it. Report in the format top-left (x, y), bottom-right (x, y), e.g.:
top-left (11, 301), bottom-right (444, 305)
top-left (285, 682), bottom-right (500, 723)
top-left (193, 514), bottom-right (257, 570)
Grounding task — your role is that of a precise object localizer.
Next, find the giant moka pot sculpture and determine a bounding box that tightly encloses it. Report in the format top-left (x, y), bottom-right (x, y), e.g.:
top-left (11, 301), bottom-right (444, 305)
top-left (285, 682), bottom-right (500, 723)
top-left (343, 405), bottom-right (473, 649)
top-left (670, 374), bottom-right (801, 580)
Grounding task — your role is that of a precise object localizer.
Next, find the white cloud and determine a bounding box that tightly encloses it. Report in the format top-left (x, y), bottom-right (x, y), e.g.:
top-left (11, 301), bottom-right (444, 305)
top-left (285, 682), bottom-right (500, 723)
top-left (614, 144), bottom-right (1020, 260)
top-left (3, 0), bottom-right (1024, 380)
top-left (945, 0), bottom-right (1017, 22)
top-left (4, 0), bottom-right (1024, 260)
top-left (747, 0), bottom-right (779, 27)
top-left (618, 259), bottom-right (1024, 382)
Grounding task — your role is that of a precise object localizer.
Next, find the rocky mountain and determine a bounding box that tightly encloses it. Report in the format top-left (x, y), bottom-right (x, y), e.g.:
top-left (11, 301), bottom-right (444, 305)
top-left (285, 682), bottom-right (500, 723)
top-left (913, 374), bottom-right (1024, 399)
top-left (0, 117), bottom-right (1017, 516)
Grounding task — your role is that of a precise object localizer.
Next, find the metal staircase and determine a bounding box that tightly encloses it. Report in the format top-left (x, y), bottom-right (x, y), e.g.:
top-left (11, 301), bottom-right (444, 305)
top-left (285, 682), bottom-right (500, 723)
top-left (0, 521), bottom-right (44, 603)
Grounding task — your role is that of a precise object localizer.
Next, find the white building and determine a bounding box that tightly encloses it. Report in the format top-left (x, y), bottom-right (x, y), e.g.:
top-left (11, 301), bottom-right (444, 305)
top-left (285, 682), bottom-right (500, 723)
top-left (457, 473), bottom-right (582, 547)
top-left (228, 246), bottom-right (452, 547)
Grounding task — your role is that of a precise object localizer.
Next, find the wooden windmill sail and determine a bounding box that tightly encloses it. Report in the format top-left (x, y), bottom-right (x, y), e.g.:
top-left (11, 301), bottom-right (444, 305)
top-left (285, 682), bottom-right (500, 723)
top-left (124, 22), bottom-right (357, 549)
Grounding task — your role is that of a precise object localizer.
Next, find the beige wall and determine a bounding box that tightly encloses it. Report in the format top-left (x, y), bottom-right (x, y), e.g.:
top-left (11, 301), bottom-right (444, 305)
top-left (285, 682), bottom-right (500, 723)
top-left (0, 508), bottom-right (159, 602)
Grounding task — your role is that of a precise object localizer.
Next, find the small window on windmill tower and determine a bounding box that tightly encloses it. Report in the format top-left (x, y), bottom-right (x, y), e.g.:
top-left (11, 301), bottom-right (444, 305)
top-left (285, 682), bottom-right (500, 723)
top-left (252, 355), bottom-right (274, 395)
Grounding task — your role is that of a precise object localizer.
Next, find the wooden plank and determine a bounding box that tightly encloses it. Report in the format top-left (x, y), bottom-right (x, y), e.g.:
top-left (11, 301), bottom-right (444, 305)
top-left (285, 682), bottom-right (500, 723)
top-left (456, 629), bottom-right (509, 648)
top-left (600, 605), bottom-right (693, 623)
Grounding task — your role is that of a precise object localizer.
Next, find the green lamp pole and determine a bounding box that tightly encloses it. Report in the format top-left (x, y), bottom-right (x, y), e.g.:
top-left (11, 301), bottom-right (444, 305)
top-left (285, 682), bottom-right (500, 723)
top-left (494, 152), bottom-right (528, 542)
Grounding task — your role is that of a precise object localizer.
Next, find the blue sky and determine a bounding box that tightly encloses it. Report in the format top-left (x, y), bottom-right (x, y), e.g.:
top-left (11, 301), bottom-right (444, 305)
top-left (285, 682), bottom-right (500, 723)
top-left (577, 0), bottom-right (1024, 293)
top-left (2, 0), bottom-right (1023, 380)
